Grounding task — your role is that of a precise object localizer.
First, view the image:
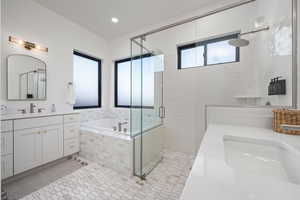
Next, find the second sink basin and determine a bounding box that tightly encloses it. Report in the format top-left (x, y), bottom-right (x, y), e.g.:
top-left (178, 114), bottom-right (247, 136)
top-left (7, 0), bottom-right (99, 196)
top-left (223, 135), bottom-right (300, 185)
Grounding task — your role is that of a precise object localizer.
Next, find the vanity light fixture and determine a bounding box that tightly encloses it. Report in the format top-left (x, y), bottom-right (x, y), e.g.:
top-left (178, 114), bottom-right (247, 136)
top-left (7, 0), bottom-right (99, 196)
top-left (9, 36), bottom-right (48, 52)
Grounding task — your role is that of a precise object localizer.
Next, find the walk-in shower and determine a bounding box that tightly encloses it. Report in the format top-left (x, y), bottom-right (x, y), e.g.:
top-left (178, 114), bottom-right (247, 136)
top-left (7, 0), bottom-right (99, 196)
top-left (129, 0), bottom-right (296, 179)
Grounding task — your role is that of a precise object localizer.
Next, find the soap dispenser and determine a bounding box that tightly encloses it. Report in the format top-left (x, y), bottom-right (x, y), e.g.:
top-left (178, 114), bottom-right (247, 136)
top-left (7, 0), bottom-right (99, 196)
top-left (268, 79), bottom-right (274, 95)
top-left (51, 104), bottom-right (56, 113)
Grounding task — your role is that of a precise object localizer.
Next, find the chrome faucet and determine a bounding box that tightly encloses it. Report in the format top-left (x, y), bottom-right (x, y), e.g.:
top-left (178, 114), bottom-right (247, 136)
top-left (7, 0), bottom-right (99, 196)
top-left (18, 109), bottom-right (26, 114)
top-left (118, 121), bottom-right (128, 132)
top-left (29, 103), bottom-right (36, 113)
top-left (38, 108), bottom-right (46, 113)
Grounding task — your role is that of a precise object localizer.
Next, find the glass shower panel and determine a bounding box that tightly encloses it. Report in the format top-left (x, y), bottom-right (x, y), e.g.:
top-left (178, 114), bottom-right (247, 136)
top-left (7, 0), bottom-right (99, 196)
top-left (131, 38), bottom-right (143, 177)
top-left (131, 37), bottom-right (165, 179)
top-left (141, 51), bottom-right (164, 176)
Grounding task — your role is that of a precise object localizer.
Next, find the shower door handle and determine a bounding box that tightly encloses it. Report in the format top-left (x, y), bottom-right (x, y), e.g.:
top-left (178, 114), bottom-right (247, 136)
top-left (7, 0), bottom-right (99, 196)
top-left (159, 106), bottom-right (166, 119)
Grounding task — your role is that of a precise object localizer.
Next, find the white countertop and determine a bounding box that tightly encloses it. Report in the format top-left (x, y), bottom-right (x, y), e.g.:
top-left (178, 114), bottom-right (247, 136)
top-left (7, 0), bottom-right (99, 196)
top-left (180, 124), bottom-right (300, 200)
top-left (1, 110), bottom-right (80, 121)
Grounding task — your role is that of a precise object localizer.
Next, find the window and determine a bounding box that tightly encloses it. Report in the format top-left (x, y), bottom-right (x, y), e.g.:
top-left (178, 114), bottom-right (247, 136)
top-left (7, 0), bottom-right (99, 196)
top-left (73, 51), bottom-right (101, 109)
top-left (115, 54), bottom-right (155, 108)
top-left (177, 34), bottom-right (240, 69)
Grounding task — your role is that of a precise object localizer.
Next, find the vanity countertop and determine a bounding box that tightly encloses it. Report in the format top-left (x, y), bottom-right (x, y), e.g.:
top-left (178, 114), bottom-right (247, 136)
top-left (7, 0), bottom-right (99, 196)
top-left (1, 110), bottom-right (80, 121)
top-left (180, 124), bottom-right (300, 200)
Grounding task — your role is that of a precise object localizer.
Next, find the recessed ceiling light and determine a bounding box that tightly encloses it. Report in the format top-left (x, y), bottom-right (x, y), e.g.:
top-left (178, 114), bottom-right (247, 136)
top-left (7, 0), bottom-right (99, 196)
top-left (111, 17), bottom-right (119, 23)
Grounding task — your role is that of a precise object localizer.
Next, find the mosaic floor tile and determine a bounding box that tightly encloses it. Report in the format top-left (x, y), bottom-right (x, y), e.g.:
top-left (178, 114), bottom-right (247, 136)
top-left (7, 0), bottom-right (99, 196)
top-left (20, 152), bottom-right (194, 200)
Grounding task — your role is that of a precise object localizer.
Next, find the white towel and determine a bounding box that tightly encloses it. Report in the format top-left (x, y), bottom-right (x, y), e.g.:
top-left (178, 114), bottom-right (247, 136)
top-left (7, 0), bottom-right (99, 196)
top-left (66, 83), bottom-right (76, 105)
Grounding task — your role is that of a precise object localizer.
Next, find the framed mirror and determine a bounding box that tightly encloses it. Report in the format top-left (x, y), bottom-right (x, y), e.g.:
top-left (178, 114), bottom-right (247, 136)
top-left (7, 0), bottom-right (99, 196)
top-left (7, 54), bottom-right (47, 100)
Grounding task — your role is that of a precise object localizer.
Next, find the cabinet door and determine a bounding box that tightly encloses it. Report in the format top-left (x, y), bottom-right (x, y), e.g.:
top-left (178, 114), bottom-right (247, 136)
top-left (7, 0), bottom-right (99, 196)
top-left (2, 154), bottom-right (13, 179)
top-left (1, 131), bottom-right (13, 155)
top-left (14, 128), bottom-right (43, 174)
top-left (42, 125), bottom-right (63, 164)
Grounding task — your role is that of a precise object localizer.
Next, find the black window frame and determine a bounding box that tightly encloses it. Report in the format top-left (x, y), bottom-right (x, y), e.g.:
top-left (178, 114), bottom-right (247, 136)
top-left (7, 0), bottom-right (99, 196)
top-left (73, 50), bottom-right (102, 110)
top-left (114, 53), bottom-right (154, 109)
top-left (177, 33), bottom-right (240, 69)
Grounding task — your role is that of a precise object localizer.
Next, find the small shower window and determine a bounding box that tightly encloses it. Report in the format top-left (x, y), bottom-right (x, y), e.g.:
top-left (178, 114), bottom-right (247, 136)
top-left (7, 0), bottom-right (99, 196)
top-left (115, 54), bottom-right (155, 108)
top-left (177, 33), bottom-right (240, 69)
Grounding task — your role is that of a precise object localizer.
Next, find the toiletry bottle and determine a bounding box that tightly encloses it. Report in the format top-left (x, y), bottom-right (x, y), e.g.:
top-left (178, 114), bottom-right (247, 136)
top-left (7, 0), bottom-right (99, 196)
top-left (51, 104), bottom-right (56, 112)
top-left (271, 78), bottom-right (276, 95)
top-left (268, 79), bottom-right (274, 95)
top-left (274, 77), bottom-right (280, 95)
top-left (277, 78), bottom-right (282, 94)
top-left (268, 79), bottom-right (272, 95)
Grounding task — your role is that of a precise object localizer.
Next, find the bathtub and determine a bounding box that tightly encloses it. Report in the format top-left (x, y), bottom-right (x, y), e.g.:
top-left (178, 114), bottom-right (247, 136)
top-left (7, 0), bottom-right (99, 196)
top-left (79, 118), bottom-right (164, 176)
top-left (81, 119), bottom-right (131, 140)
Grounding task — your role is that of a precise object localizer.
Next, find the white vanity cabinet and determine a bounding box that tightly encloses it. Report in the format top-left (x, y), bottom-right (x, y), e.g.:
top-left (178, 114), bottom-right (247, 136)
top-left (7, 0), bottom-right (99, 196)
top-left (1, 120), bottom-right (13, 179)
top-left (1, 112), bottom-right (80, 178)
top-left (14, 116), bottom-right (64, 174)
top-left (63, 114), bottom-right (80, 156)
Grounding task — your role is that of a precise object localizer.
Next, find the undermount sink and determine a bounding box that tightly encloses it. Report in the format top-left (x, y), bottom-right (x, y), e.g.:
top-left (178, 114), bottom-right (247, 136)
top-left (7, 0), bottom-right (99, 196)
top-left (223, 135), bottom-right (300, 185)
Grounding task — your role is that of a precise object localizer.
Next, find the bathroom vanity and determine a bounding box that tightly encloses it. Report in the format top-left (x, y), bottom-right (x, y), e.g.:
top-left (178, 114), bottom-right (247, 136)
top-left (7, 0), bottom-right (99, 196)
top-left (1, 112), bottom-right (80, 179)
top-left (180, 124), bottom-right (300, 200)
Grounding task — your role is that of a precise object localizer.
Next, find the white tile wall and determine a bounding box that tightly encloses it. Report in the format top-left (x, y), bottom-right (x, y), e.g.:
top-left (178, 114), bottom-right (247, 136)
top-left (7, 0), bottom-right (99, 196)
top-left (80, 129), bottom-right (133, 175)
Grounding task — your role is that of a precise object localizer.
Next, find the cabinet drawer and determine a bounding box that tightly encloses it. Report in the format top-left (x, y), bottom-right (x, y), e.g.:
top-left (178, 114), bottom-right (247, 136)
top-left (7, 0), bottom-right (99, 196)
top-left (1, 120), bottom-right (13, 132)
top-left (14, 116), bottom-right (63, 130)
top-left (1, 131), bottom-right (13, 155)
top-left (2, 154), bottom-right (13, 179)
top-left (64, 123), bottom-right (80, 139)
top-left (64, 114), bottom-right (80, 124)
top-left (64, 138), bottom-right (79, 156)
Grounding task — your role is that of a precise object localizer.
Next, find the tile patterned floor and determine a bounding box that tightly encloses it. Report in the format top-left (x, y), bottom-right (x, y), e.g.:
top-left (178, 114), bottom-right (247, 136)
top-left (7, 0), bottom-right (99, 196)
top-left (20, 152), bottom-right (194, 200)
top-left (3, 159), bottom-right (83, 200)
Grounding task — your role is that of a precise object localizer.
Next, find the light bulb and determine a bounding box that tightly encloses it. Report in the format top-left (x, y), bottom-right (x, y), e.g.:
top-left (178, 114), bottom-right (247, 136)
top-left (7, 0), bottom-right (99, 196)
top-left (111, 17), bottom-right (119, 23)
top-left (18, 40), bottom-right (24, 45)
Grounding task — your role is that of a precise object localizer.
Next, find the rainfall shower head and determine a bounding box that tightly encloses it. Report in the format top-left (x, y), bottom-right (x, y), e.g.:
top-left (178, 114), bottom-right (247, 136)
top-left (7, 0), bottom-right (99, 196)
top-left (228, 38), bottom-right (250, 47)
top-left (228, 26), bottom-right (270, 47)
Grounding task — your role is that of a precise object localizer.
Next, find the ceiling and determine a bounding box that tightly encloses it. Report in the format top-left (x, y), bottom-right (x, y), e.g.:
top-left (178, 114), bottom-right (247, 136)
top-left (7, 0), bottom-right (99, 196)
top-left (32, 0), bottom-right (223, 39)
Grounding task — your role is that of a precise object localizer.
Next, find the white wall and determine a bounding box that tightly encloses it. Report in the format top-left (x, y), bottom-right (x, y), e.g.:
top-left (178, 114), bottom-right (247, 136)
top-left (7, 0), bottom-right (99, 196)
top-left (1, 0), bottom-right (111, 114)
top-left (298, 0), bottom-right (300, 108)
top-left (206, 106), bottom-right (274, 129)
top-left (109, 0), bottom-right (293, 155)
top-left (0, 0), bottom-right (2, 189)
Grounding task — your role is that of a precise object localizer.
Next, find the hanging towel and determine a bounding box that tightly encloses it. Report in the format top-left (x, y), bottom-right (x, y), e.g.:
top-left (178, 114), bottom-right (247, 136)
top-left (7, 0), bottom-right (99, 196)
top-left (66, 83), bottom-right (76, 105)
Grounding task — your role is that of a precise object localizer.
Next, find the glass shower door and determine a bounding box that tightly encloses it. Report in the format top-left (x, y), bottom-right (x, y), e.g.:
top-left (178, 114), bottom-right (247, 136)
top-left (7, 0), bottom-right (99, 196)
top-left (131, 37), bottom-right (164, 179)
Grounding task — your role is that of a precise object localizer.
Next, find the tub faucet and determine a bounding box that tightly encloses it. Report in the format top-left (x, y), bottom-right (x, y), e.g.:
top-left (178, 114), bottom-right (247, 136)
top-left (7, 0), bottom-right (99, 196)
top-left (118, 122), bottom-right (128, 132)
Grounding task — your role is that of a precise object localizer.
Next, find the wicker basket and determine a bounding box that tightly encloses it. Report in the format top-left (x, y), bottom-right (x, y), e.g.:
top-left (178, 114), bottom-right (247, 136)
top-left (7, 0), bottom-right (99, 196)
top-left (273, 109), bottom-right (300, 135)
